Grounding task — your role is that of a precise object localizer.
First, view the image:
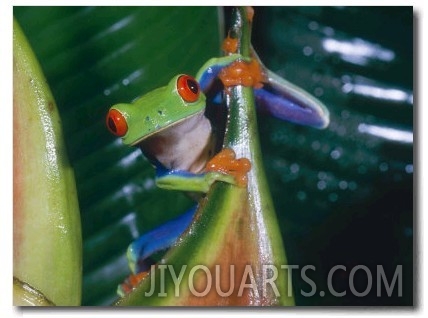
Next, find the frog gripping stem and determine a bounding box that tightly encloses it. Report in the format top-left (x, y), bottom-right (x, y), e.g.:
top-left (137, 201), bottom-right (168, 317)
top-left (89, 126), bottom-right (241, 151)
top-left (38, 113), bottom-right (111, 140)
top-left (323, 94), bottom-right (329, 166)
top-left (205, 148), bottom-right (251, 187)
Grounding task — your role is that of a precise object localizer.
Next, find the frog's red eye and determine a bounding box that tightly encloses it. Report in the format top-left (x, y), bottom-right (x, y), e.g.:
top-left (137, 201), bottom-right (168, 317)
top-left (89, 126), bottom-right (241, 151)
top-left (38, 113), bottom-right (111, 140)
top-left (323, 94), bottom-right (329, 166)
top-left (106, 108), bottom-right (128, 137)
top-left (177, 75), bottom-right (200, 103)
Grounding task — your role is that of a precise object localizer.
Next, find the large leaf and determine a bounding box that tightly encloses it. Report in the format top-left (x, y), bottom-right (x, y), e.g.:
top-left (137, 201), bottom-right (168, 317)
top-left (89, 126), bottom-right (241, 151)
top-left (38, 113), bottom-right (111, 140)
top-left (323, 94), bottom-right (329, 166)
top-left (14, 7), bottom-right (413, 305)
top-left (14, 6), bottom-right (221, 305)
top-left (13, 19), bottom-right (82, 306)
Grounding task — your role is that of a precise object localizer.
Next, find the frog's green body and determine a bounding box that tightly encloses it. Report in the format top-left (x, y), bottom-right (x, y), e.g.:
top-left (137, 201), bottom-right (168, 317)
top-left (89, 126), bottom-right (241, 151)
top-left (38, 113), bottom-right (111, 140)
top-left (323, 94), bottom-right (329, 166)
top-left (107, 53), bottom-right (329, 284)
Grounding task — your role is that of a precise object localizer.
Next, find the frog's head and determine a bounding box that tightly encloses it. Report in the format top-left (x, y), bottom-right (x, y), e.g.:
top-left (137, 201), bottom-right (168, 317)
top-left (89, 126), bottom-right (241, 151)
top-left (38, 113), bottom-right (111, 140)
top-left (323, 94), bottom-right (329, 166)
top-left (106, 74), bottom-right (206, 146)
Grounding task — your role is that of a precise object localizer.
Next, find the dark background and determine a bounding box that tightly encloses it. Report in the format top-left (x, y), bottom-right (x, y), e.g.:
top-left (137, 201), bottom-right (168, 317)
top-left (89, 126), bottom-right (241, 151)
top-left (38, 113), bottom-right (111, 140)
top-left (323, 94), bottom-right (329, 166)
top-left (14, 7), bottom-right (413, 306)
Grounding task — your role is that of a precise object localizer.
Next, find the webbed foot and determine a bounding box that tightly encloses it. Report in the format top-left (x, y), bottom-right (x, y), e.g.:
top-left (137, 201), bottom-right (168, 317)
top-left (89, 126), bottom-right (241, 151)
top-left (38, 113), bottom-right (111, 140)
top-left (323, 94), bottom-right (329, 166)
top-left (218, 58), bottom-right (266, 89)
top-left (118, 271), bottom-right (150, 297)
top-left (205, 148), bottom-right (252, 187)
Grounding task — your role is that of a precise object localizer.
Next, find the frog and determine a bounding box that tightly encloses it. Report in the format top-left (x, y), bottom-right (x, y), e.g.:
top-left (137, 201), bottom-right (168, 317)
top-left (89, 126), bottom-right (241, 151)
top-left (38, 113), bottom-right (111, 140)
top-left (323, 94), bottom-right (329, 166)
top-left (106, 51), bottom-right (329, 294)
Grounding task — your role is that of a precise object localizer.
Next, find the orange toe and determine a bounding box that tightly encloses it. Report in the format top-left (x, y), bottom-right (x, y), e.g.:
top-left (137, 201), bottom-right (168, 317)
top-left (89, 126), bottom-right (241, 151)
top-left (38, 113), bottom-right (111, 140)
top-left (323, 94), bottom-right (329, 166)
top-left (218, 59), bottom-right (266, 90)
top-left (119, 271), bottom-right (149, 295)
top-left (222, 32), bottom-right (238, 54)
top-left (205, 148), bottom-right (252, 187)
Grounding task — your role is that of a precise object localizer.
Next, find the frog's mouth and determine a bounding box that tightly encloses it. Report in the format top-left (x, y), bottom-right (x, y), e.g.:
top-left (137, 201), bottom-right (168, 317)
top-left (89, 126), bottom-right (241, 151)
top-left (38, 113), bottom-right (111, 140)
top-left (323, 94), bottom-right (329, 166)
top-left (130, 110), bottom-right (205, 147)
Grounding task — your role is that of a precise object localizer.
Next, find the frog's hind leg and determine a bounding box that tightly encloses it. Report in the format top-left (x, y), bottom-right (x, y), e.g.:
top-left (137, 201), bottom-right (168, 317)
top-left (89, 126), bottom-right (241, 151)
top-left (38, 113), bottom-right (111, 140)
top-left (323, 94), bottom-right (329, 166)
top-left (253, 70), bottom-right (329, 129)
top-left (126, 205), bottom-right (197, 275)
top-left (251, 48), bottom-right (329, 129)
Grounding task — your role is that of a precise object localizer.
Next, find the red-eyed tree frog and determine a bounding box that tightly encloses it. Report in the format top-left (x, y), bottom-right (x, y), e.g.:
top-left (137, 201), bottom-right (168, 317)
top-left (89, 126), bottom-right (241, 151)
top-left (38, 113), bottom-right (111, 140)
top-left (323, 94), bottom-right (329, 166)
top-left (106, 52), bottom-right (329, 294)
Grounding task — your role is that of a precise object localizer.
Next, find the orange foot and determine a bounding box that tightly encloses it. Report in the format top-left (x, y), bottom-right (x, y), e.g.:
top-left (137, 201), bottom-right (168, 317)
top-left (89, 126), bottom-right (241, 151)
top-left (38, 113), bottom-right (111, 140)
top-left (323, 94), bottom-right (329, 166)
top-left (218, 58), bottom-right (266, 89)
top-left (118, 271), bottom-right (149, 296)
top-left (222, 32), bottom-right (238, 54)
top-left (221, 7), bottom-right (254, 54)
top-left (205, 148), bottom-right (251, 187)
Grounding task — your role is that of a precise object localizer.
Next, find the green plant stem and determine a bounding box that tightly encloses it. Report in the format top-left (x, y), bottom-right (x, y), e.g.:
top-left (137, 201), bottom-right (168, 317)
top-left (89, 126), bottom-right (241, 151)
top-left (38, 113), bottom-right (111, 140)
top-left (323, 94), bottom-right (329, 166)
top-left (222, 7), bottom-right (294, 305)
top-left (115, 7), bottom-right (294, 306)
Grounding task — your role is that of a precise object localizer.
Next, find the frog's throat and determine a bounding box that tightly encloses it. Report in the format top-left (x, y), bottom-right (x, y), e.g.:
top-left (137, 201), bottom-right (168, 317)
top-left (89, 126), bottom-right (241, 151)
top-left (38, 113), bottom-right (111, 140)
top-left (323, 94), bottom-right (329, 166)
top-left (129, 110), bottom-right (206, 147)
top-left (137, 110), bottom-right (214, 173)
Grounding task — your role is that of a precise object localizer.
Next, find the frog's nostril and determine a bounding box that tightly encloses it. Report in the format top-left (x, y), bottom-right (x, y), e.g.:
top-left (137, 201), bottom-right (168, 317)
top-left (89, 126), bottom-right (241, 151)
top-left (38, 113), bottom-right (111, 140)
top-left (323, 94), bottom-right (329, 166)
top-left (107, 109), bottom-right (128, 137)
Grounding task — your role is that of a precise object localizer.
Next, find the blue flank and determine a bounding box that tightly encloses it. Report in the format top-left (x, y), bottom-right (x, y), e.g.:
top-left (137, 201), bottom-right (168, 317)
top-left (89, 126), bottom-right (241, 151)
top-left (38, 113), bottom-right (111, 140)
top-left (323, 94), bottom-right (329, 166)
top-left (129, 205), bottom-right (197, 273)
top-left (197, 64), bottom-right (225, 92)
top-left (156, 165), bottom-right (201, 179)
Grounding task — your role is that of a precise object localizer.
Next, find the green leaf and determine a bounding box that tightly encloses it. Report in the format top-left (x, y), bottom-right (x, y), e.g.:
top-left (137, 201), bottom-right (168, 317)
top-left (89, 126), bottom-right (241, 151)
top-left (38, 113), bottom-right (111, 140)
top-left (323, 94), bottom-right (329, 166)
top-left (13, 278), bottom-right (55, 306)
top-left (13, 19), bottom-right (82, 306)
top-left (14, 6), bottom-right (222, 305)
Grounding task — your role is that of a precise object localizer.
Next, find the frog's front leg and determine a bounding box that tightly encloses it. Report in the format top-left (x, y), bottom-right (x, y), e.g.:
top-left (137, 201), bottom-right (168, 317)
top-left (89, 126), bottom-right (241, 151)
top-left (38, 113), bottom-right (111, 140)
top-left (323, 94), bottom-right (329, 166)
top-left (156, 148), bottom-right (251, 192)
